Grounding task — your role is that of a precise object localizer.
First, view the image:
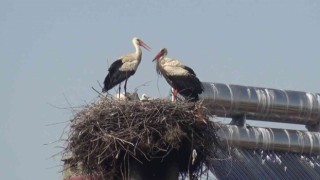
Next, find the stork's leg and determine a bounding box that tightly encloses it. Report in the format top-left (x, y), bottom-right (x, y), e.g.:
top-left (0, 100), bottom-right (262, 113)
top-left (171, 88), bottom-right (178, 102)
top-left (124, 79), bottom-right (128, 96)
top-left (171, 88), bottom-right (175, 102)
top-left (173, 89), bottom-right (179, 102)
top-left (118, 83), bottom-right (121, 99)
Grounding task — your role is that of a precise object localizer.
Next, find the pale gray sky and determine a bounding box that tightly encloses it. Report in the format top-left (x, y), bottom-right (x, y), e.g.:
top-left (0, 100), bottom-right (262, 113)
top-left (1, 0), bottom-right (320, 179)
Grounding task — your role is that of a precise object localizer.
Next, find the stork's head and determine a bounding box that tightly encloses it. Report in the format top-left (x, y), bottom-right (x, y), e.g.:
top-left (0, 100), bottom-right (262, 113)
top-left (132, 37), bottom-right (151, 51)
top-left (152, 48), bottom-right (168, 62)
top-left (141, 94), bottom-right (149, 100)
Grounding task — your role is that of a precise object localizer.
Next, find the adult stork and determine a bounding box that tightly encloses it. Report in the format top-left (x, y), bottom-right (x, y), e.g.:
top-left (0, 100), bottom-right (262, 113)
top-left (102, 37), bottom-right (151, 96)
top-left (152, 48), bottom-right (204, 102)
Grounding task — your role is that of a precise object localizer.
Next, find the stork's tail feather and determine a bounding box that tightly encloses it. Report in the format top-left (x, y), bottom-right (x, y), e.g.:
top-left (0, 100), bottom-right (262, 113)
top-left (178, 88), bottom-right (200, 102)
top-left (185, 94), bottom-right (199, 102)
top-left (102, 87), bottom-right (107, 93)
top-left (102, 74), bottom-right (114, 93)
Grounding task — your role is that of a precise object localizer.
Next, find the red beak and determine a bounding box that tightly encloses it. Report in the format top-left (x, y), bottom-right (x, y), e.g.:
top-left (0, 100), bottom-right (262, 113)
top-left (139, 40), bottom-right (151, 51)
top-left (152, 50), bottom-right (163, 62)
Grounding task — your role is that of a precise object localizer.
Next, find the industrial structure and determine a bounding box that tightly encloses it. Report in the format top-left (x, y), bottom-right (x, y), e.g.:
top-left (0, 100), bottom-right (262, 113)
top-left (63, 82), bottom-right (320, 179)
top-left (201, 82), bottom-right (320, 179)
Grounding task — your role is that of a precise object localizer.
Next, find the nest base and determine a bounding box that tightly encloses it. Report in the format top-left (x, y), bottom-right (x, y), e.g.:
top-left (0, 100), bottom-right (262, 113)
top-left (64, 98), bottom-right (221, 179)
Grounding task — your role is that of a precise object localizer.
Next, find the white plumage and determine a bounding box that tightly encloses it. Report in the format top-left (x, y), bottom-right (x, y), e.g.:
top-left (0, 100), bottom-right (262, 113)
top-left (140, 93), bottom-right (153, 101)
top-left (114, 92), bottom-right (140, 101)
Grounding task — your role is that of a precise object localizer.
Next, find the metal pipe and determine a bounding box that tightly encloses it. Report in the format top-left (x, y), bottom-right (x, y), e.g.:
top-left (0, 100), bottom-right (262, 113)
top-left (216, 124), bottom-right (320, 154)
top-left (201, 82), bottom-right (320, 125)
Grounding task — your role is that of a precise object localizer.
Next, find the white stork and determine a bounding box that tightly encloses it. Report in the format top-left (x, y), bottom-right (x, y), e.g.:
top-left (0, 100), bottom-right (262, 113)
top-left (102, 37), bottom-right (151, 95)
top-left (153, 48), bottom-right (203, 102)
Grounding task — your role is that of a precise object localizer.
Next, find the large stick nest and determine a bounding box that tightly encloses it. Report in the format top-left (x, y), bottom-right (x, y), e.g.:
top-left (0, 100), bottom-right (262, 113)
top-left (64, 97), bottom-right (222, 179)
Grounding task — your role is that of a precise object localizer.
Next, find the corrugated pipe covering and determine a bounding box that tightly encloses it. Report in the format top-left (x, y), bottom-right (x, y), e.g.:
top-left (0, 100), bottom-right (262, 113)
top-left (200, 82), bottom-right (320, 125)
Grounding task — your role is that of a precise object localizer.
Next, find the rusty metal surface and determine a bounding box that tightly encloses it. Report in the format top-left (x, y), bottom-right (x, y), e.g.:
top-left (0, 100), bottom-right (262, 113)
top-left (200, 82), bottom-right (320, 125)
top-left (217, 124), bottom-right (320, 154)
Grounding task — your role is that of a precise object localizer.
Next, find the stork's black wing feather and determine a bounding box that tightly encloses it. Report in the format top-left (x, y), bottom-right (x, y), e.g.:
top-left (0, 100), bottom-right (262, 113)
top-left (102, 59), bottom-right (135, 92)
top-left (183, 65), bottom-right (196, 76)
top-left (165, 74), bottom-right (204, 102)
top-left (108, 59), bottom-right (123, 74)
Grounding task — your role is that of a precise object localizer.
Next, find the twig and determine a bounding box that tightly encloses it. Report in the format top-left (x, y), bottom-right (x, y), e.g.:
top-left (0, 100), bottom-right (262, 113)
top-left (45, 120), bottom-right (70, 126)
top-left (97, 80), bottom-right (103, 89)
top-left (63, 93), bottom-right (76, 116)
top-left (134, 80), bottom-right (151, 92)
top-left (106, 134), bottom-right (134, 147)
top-left (91, 86), bottom-right (105, 97)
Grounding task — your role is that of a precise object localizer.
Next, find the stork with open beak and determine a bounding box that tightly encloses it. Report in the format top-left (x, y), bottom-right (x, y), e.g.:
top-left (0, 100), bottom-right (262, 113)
top-left (102, 37), bottom-right (151, 96)
top-left (152, 48), bottom-right (204, 102)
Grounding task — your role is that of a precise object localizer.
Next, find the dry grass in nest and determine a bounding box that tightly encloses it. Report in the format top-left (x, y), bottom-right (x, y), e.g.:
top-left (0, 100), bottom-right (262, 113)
top-left (64, 97), bottom-right (222, 179)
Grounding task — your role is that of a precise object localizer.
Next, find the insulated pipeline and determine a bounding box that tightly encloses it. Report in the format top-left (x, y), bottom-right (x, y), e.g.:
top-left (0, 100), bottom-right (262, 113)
top-left (217, 124), bottom-right (320, 154)
top-left (200, 82), bottom-right (320, 125)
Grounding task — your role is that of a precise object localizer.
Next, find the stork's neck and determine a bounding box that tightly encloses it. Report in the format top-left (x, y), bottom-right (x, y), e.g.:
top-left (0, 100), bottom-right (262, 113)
top-left (133, 42), bottom-right (142, 58)
top-left (156, 56), bottom-right (166, 76)
top-left (158, 56), bottom-right (167, 64)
